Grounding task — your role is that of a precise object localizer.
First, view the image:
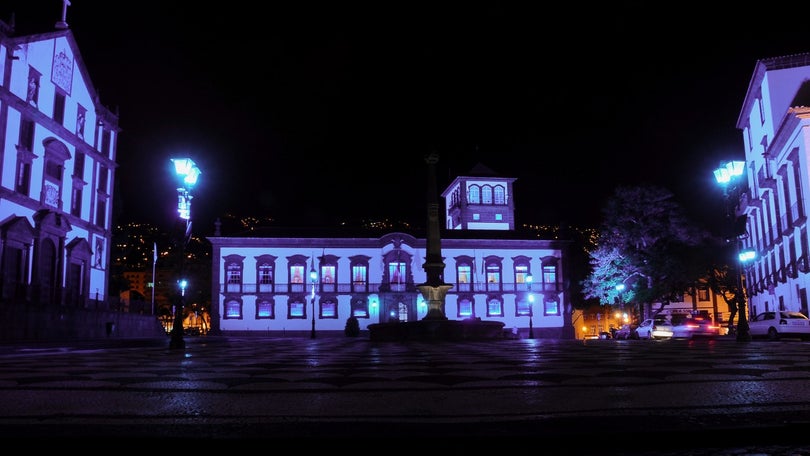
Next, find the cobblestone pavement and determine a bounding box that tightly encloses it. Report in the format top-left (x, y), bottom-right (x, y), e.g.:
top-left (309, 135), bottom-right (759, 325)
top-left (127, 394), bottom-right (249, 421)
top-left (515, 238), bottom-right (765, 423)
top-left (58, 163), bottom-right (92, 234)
top-left (1, 335), bottom-right (810, 454)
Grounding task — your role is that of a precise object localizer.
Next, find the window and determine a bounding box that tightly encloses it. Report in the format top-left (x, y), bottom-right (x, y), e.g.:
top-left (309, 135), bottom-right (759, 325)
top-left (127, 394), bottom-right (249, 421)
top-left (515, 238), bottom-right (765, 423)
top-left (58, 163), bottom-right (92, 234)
top-left (515, 263), bottom-right (530, 290)
top-left (390, 262), bottom-right (406, 284)
top-left (258, 262), bottom-right (273, 293)
top-left (53, 91), bottom-right (66, 125)
top-left (70, 186), bottom-right (82, 216)
top-left (487, 298), bottom-right (503, 317)
top-left (291, 265), bottom-right (304, 284)
top-left (468, 185), bottom-right (480, 204)
top-left (473, 213), bottom-right (480, 220)
top-left (322, 300), bottom-right (337, 318)
top-left (321, 265), bottom-right (335, 284)
top-left (697, 288), bottom-right (710, 301)
top-left (457, 264), bottom-right (471, 291)
top-left (482, 185), bottom-right (493, 204)
top-left (543, 264), bottom-right (557, 290)
top-left (226, 263), bottom-right (242, 293)
top-left (494, 185), bottom-right (505, 204)
top-left (351, 299), bottom-right (369, 318)
top-left (225, 300), bottom-right (241, 318)
top-left (95, 198), bottom-right (106, 226)
top-left (15, 158), bottom-right (31, 195)
top-left (516, 297), bottom-right (531, 316)
top-left (98, 166), bottom-right (108, 193)
top-left (289, 300), bottom-right (305, 318)
top-left (495, 214), bottom-right (502, 221)
top-left (485, 262), bottom-right (501, 290)
top-left (257, 300), bottom-right (273, 318)
top-left (543, 298), bottom-right (559, 315)
top-left (351, 263), bottom-right (368, 292)
top-left (101, 130), bottom-right (112, 158)
top-left (73, 151), bottom-right (85, 178)
top-left (458, 298), bottom-right (473, 318)
top-left (20, 118), bottom-right (35, 151)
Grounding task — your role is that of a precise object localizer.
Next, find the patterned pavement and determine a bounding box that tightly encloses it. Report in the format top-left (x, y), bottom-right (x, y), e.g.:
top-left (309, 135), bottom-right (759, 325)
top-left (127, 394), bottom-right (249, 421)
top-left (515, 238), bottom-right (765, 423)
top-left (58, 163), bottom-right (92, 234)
top-left (2, 335), bottom-right (810, 454)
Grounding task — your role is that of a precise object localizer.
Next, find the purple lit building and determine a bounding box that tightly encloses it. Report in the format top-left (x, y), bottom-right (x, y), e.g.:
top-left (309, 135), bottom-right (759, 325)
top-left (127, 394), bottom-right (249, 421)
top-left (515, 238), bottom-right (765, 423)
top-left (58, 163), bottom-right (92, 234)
top-left (207, 165), bottom-right (574, 338)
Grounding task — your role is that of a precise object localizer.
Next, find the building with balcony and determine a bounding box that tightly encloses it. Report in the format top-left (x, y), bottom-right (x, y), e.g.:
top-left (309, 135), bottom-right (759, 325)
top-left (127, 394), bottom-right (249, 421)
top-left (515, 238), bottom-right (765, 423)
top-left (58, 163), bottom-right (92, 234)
top-left (737, 52), bottom-right (810, 318)
top-left (207, 164), bottom-right (573, 338)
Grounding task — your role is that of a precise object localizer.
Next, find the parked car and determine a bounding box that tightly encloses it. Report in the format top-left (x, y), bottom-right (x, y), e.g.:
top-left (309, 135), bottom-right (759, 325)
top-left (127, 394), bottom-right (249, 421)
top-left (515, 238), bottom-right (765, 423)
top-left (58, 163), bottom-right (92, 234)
top-left (614, 324), bottom-right (638, 340)
top-left (635, 316), bottom-right (673, 340)
top-left (748, 311), bottom-right (810, 340)
top-left (670, 315), bottom-right (722, 339)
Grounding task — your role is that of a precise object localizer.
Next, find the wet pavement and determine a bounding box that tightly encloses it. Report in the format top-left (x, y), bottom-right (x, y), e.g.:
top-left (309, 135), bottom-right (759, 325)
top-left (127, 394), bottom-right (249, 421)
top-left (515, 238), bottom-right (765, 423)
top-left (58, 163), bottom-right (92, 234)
top-left (2, 334), bottom-right (810, 454)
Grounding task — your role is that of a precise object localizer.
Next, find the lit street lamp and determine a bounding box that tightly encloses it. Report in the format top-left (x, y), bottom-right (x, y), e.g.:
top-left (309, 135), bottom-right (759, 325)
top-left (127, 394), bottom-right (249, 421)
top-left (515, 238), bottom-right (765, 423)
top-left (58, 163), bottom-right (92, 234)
top-left (310, 255), bottom-right (318, 339)
top-left (169, 158), bottom-right (201, 350)
top-left (713, 160), bottom-right (751, 342)
top-left (527, 273), bottom-right (534, 339)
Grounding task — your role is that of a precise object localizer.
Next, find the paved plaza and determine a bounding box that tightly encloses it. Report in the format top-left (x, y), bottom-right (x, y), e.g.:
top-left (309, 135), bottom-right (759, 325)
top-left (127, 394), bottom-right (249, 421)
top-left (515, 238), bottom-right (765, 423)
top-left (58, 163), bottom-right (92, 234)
top-left (2, 335), bottom-right (810, 453)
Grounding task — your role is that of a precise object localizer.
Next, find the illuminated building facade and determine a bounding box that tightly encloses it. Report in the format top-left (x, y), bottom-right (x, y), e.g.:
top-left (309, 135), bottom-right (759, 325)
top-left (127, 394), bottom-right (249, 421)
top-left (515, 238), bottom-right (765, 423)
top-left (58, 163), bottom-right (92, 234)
top-left (737, 52), bottom-right (810, 318)
top-left (0, 9), bottom-right (120, 336)
top-left (208, 165), bottom-right (573, 337)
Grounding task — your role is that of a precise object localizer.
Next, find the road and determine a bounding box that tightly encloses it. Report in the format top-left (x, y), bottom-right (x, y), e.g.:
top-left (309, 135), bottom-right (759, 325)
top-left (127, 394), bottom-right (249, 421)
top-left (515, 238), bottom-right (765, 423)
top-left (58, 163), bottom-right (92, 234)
top-left (1, 335), bottom-right (809, 454)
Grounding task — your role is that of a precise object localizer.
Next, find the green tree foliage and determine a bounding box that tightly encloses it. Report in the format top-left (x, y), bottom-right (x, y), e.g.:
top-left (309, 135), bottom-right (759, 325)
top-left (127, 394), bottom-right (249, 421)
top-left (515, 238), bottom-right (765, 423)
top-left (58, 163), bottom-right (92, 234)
top-left (581, 185), bottom-right (715, 315)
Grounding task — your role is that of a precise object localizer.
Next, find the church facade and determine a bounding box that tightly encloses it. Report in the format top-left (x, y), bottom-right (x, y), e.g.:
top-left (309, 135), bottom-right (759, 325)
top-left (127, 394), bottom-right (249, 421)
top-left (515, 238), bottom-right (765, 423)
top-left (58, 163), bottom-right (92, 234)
top-left (207, 164), bottom-right (573, 338)
top-left (0, 7), bottom-right (126, 338)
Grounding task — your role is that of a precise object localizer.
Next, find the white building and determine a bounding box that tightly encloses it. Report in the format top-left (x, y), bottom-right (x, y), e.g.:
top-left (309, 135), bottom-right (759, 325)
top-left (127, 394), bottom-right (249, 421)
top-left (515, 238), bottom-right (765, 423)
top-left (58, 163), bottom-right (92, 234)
top-left (207, 164), bottom-right (574, 338)
top-left (737, 52), bottom-right (810, 318)
top-left (0, 10), bottom-right (119, 323)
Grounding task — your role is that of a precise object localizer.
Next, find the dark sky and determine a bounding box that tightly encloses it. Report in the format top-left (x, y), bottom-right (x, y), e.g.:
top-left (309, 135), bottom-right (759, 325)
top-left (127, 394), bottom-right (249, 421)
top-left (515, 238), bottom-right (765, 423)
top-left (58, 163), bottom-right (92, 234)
top-left (5, 1), bottom-right (810, 235)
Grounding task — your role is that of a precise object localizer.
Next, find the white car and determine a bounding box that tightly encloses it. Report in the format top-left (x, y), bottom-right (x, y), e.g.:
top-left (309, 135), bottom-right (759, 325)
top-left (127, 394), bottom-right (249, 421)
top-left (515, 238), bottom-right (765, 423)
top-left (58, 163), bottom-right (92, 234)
top-left (748, 311), bottom-right (810, 340)
top-left (635, 316), bottom-right (673, 340)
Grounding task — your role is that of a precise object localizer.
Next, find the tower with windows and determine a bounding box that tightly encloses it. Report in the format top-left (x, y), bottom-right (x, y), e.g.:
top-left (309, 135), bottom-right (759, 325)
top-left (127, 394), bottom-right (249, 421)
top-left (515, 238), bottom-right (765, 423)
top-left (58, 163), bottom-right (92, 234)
top-left (441, 163), bottom-right (516, 231)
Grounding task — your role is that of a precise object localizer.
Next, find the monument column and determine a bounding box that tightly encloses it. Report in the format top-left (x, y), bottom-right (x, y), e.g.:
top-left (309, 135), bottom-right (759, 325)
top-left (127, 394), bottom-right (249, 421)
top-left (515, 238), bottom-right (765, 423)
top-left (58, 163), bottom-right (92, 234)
top-left (417, 152), bottom-right (452, 320)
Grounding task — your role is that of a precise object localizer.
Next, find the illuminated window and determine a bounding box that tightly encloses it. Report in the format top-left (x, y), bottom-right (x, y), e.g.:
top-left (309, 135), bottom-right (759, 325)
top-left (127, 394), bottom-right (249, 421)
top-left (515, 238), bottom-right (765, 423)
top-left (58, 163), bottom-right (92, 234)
top-left (487, 298), bottom-right (503, 317)
top-left (457, 264), bottom-right (471, 284)
top-left (516, 298), bottom-right (531, 316)
top-left (469, 186), bottom-right (480, 204)
top-left (290, 265), bottom-right (304, 284)
top-left (544, 299), bottom-right (559, 315)
top-left (473, 213), bottom-right (480, 220)
top-left (322, 300), bottom-right (337, 318)
top-left (482, 185), bottom-right (493, 204)
top-left (495, 213), bottom-right (502, 220)
top-left (225, 300), bottom-right (241, 318)
top-left (226, 263), bottom-right (242, 292)
top-left (494, 185), bottom-right (505, 204)
top-left (389, 262), bottom-right (406, 284)
top-left (289, 301), bottom-right (305, 318)
top-left (257, 300), bottom-right (273, 318)
top-left (351, 299), bottom-right (369, 318)
top-left (543, 264), bottom-right (556, 290)
top-left (258, 263), bottom-right (273, 292)
top-left (321, 265), bottom-right (335, 283)
top-left (458, 298), bottom-right (473, 317)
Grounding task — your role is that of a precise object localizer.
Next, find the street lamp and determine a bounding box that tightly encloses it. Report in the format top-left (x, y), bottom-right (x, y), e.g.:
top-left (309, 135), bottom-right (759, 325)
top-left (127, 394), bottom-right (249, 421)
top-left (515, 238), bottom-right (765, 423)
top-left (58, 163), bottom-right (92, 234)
top-left (527, 273), bottom-right (534, 339)
top-left (310, 255), bottom-right (318, 339)
top-left (169, 158), bottom-right (201, 350)
top-left (713, 160), bottom-right (751, 342)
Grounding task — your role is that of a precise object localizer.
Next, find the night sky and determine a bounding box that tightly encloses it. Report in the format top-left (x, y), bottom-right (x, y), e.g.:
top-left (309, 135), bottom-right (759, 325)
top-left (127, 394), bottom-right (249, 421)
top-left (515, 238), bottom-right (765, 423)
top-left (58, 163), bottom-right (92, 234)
top-left (5, 1), bottom-right (810, 235)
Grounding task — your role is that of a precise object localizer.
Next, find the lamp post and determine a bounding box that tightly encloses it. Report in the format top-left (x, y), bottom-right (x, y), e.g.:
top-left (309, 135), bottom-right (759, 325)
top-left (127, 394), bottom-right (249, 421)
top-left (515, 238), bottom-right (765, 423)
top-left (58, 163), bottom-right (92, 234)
top-left (527, 273), bottom-right (534, 339)
top-left (309, 255), bottom-right (318, 339)
top-left (169, 158), bottom-right (200, 350)
top-left (713, 160), bottom-right (751, 342)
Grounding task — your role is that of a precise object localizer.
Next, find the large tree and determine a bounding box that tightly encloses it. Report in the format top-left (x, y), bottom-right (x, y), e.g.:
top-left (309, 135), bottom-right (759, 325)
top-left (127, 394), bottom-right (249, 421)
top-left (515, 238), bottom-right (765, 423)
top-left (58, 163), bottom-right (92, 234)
top-left (581, 185), bottom-right (715, 319)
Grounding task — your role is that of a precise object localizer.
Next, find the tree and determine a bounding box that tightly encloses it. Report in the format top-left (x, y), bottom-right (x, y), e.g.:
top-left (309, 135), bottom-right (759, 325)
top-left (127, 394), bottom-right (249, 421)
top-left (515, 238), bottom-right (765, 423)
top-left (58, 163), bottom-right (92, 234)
top-left (581, 185), bottom-right (715, 319)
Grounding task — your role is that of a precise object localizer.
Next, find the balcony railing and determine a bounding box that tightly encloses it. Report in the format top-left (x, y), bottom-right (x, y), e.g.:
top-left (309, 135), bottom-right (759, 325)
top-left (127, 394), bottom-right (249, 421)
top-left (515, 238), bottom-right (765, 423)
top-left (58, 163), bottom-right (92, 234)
top-left (220, 281), bottom-right (562, 295)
